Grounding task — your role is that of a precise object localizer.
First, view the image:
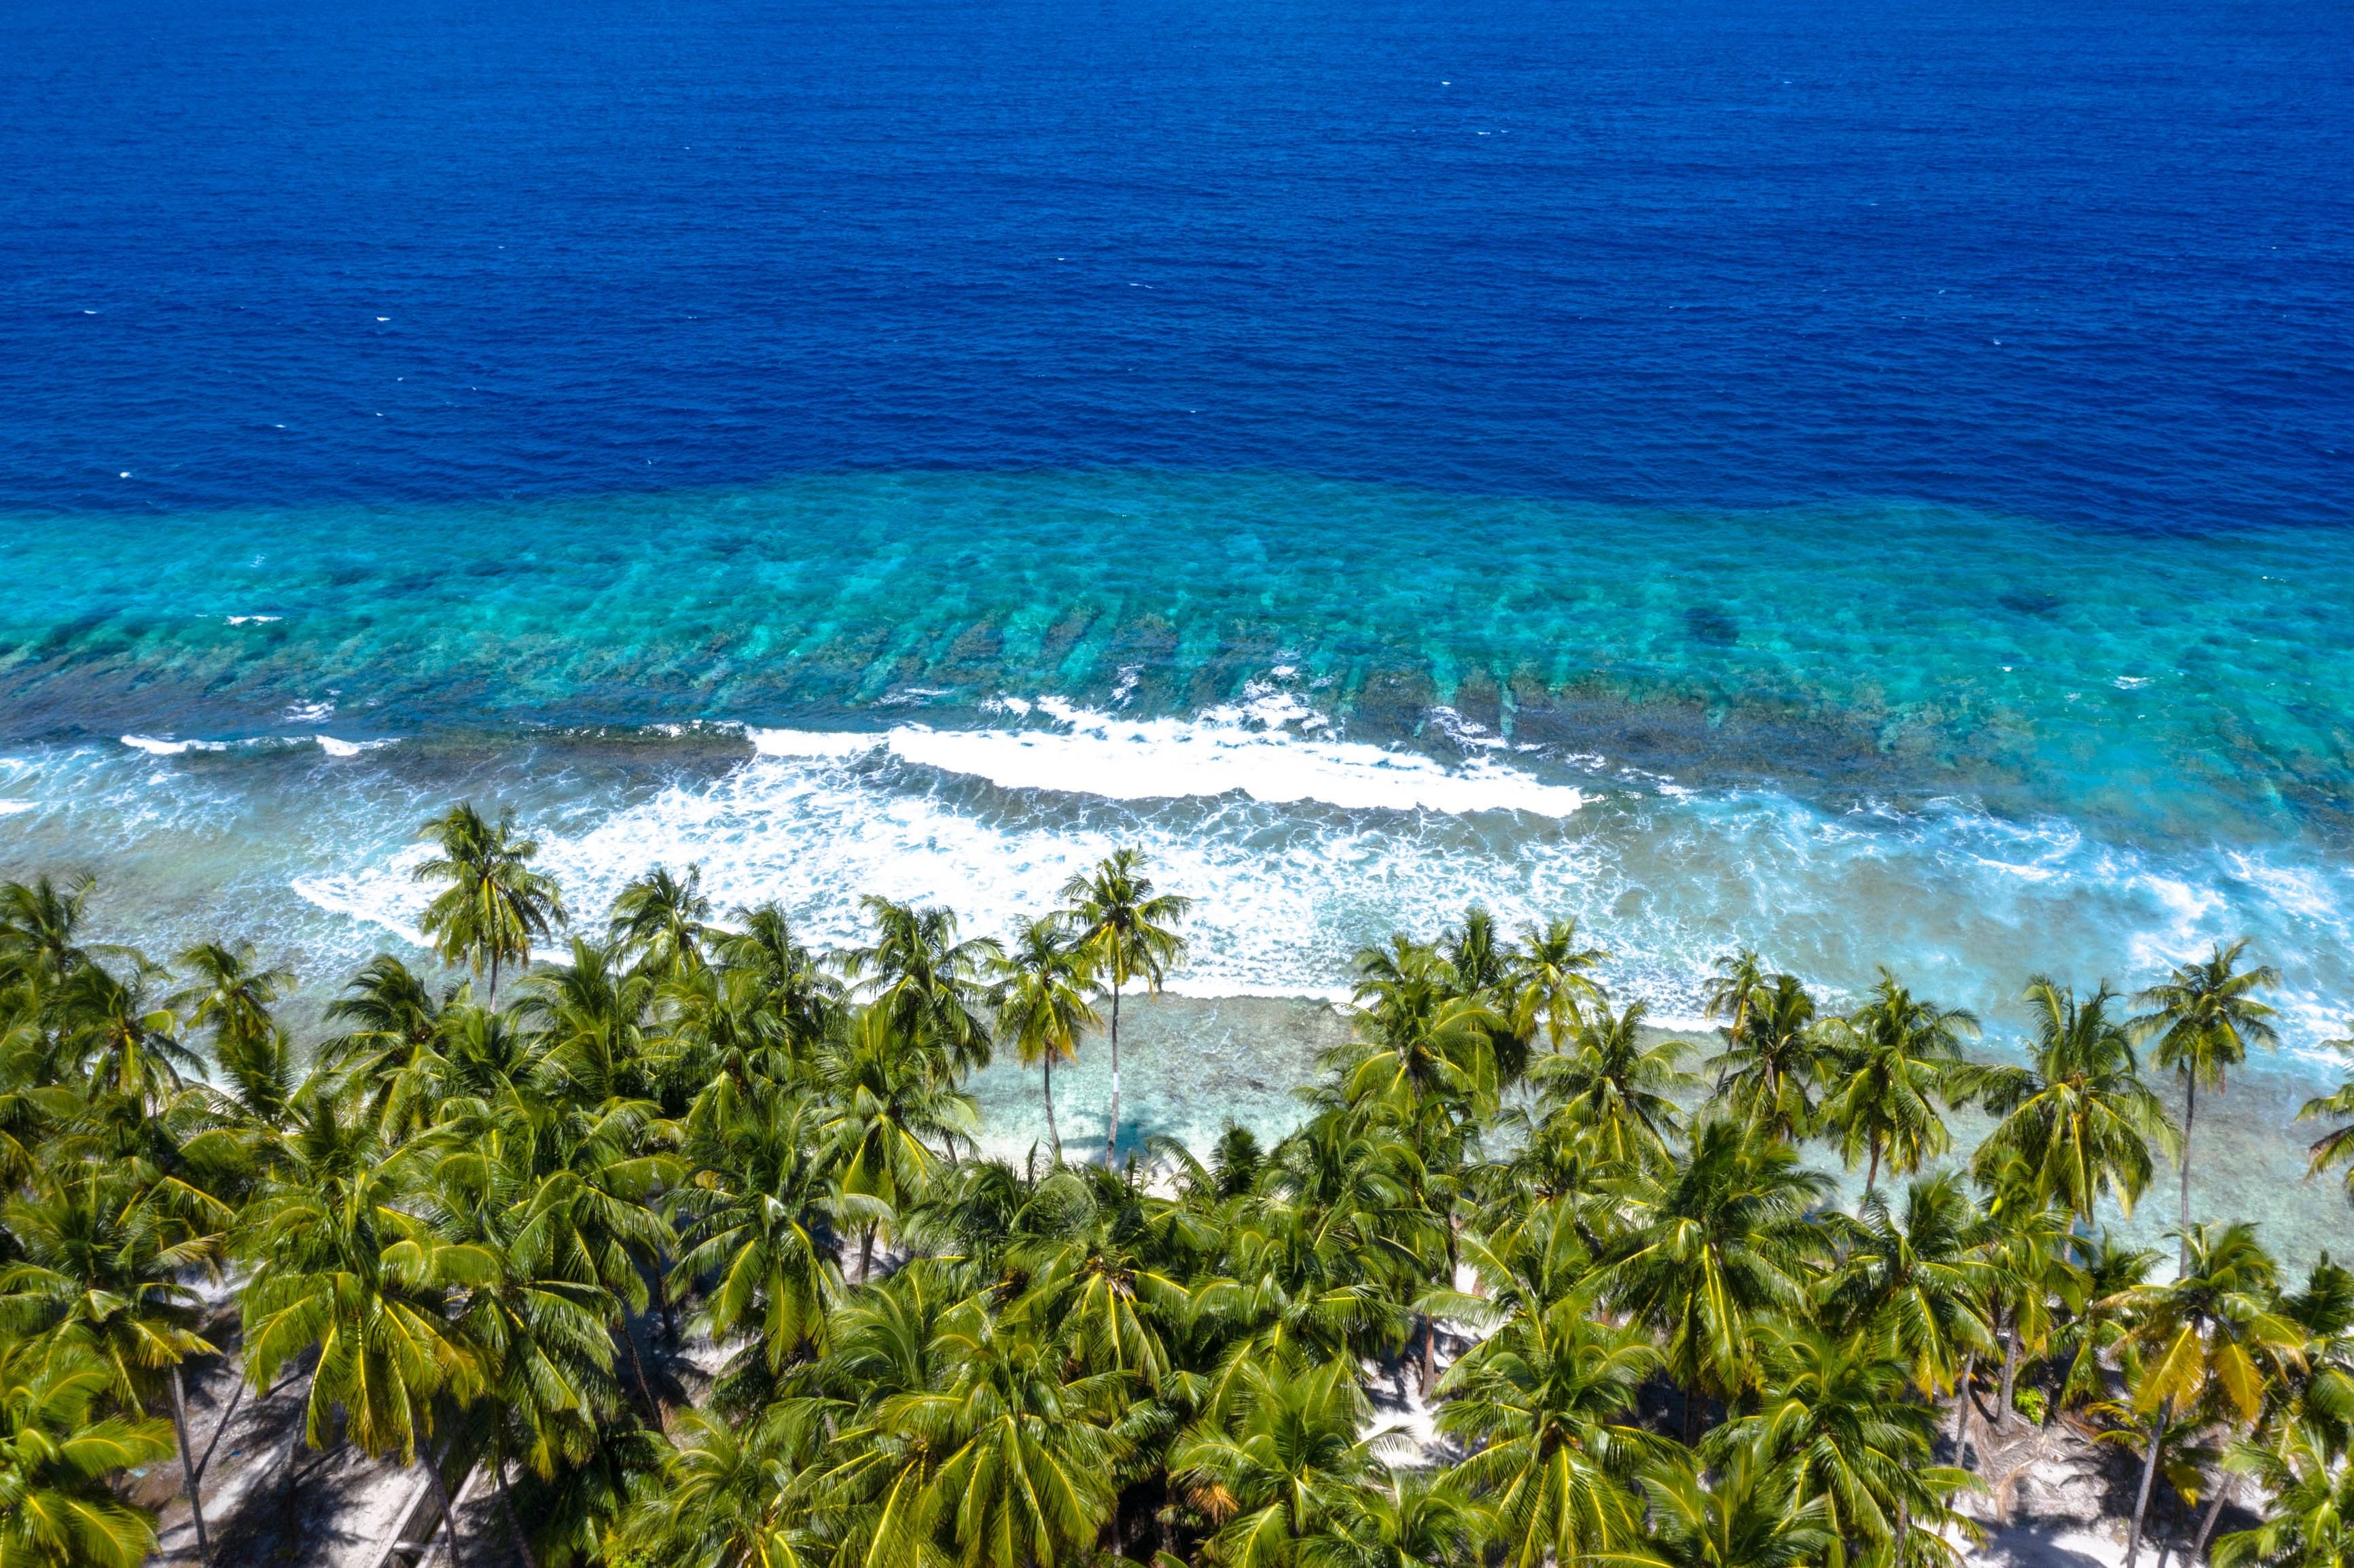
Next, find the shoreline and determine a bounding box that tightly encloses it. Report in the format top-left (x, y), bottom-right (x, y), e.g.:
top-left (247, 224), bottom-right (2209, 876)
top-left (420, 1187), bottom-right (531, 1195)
top-left (973, 994), bottom-right (2354, 1275)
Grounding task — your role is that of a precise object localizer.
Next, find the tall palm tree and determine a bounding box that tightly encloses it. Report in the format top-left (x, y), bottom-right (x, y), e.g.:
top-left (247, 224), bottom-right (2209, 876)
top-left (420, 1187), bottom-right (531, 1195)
top-left (2113, 1222), bottom-right (2307, 1568)
top-left (413, 802), bottom-right (568, 1006)
top-left (1302, 1469), bottom-right (1487, 1568)
top-left (818, 1006), bottom-right (980, 1281)
top-left (1509, 918), bottom-right (1611, 1056)
top-left (0, 1332), bottom-right (175, 1568)
top-left (670, 1088), bottom-right (847, 1391)
top-left (992, 919), bottom-right (1099, 1164)
top-left (1347, 937), bottom-right (1504, 1120)
top-left (1702, 974), bottom-right (1828, 1144)
top-left (1529, 1002), bottom-right (1691, 1174)
top-left (1823, 973), bottom-right (1976, 1192)
top-left (1060, 849), bottom-right (1191, 1166)
top-left (1435, 1301), bottom-right (1659, 1567)
top-left (842, 896), bottom-right (1003, 1075)
top-left (1971, 978), bottom-right (2177, 1227)
top-left (237, 1088), bottom-right (489, 1561)
top-left (2133, 940), bottom-right (2279, 1271)
top-left (893, 1300), bottom-right (1127, 1568)
top-left (1820, 1172), bottom-right (1995, 1409)
top-left (0, 872), bottom-right (104, 985)
top-left (608, 863), bottom-right (715, 978)
top-left (1597, 1118), bottom-right (1832, 1442)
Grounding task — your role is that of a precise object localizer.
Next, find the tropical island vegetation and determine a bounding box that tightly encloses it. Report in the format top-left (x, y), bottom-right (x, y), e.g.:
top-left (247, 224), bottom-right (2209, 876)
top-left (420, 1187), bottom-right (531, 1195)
top-left (5, 802), bottom-right (2354, 1568)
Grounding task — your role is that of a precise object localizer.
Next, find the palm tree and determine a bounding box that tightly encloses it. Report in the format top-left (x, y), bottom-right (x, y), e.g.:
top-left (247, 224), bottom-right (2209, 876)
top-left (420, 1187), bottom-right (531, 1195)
top-left (1172, 1356), bottom-right (1397, 1568)
top-left (1435, 1302), bottom-right (1659, 1567)
top-left (1060, 849), bottom-right (1192, 1166)
top-left (670, 1088), bottom-right (847, 1390)
top-left (1706, 1323), bottom-right (1974, 1568)
top-left (818, 1005), bottom-right (980, 1281)
top-left (2297, 1032), bottom-right (2354, 1202)
top-left (0, 872), bottom-right (104, 984)
top-left (2215, 1434), bottom-right (2354, 1568)
top-left (2113, 1222), bottom-right (2307, 1568)
top-left (1820, 1173), bottom-right (1995, 1410)
top-left (608, 863), bottom-right (715, 978)
top-left (992, 919), bottom-right (1099, 1164)
top-left (1347, 937), bottom-right (1504, 1120)
top-left (0, 1170), bottom-right (219, 1558)
top-left (170, 940), bottom-right (298, 1128)
top-left (616, 1404), bottom-right (814, 1568)
top-left (1302, 1469), bottom-right (1487, 1568)
top-left (1702, 973), bottom-right (1828, 1144)
top-left (1704, 948), bottom-right (1772, 1041)
top-left (237, 1088), bottom-right (489, 1561)
top-left (1605, 1449), bottom-right (1831, 1568)
top-left (1823, 973), bottom-right (1977, 1192)
top-left (1597, 1118), bottom-right (1832, 1442)
top-left (895, 1300), bottom-right (1127, 1568)
top-left (842, 895), bottom-right (1003, 1075)
top-left (1972, 978), bottom-right (2177, 1227)
top-left (1509, 918), bottom-right (1611, 1055)
top-left (1529, 1001), bottom-right (1692, 1174)
top-left (2134, 940), bottom-right (2280, 1271)
top-left (0, 1332), bottom-right (175, 1568)
top-left (413, 802), bottom-right (568, 1006)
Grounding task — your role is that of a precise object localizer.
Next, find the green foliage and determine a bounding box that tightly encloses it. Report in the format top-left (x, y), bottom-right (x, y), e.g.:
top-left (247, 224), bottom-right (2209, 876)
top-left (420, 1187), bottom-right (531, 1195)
top-left (0, 823), bottom-right (2344, 1568)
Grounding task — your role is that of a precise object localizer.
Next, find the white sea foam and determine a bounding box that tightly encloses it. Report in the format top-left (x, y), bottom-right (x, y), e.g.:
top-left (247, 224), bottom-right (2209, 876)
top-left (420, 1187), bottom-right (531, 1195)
top-left (284, 700), bottom-right (336, 724)
top-left (226, 615), bottom-right (282, 626)
top-left (0, 801), bottom-right (34, 816)
top-left (121, 734), bottom-right (230, 756)
top-left (314, 736), bottom-right (394, 758)
top-left (747, 728), bottom-right (888, 759)
top-left (878, 698), bottom-right (1584, 815)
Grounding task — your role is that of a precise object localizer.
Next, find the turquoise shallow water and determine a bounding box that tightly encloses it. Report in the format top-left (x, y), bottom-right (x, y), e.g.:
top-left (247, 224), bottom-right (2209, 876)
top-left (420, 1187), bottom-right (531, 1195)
top-left (8, 469), bottom-right (2354, 842)
top-left (4, 471), bottom-right (2354, 1082)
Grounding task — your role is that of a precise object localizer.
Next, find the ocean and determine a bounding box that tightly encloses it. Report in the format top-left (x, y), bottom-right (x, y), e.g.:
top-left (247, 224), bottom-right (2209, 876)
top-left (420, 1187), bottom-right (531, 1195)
top-left (3, 0), bottom-right (2351, 1243)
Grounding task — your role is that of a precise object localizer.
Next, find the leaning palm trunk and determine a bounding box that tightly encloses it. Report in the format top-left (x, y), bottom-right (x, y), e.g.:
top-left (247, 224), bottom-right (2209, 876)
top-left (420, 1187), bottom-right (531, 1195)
top-left (419, 1440), bottom-right (465, 1568)
top-left (1104, 978), bottom-right (1122, 1166)
top-left (2126, 1401), bottom-right (2172, 1568)
top-left (2191, 1474), bottom-right (2233, 1561)
top-left (171, 1363), bottom-right (211, 1564)
top-left (1042, 1052), bottom-right (1063, 1162)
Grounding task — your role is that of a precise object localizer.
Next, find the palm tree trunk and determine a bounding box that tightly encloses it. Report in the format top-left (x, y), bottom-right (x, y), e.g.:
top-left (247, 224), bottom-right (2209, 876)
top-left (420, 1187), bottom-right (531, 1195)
top-left (1997, 1324), bottom-right (2021, 1431)
top-left (1421, 1315), bottom-right (1437, 1400)
top-left (1042, 1053), bottom-right (1063, 1163)
top-left (1104, 978), bottom-right (1122, 1166)
top-left (1950, 1355), bottom-right (1975, 1457)
top-left (1681, 1381), bottom-right (1703, 1446)
top-left (171, 1363), bottom-right (211, 1565)
top-left (495, 1460), bottom-right (540, 1568)
top-left (486, 950), bottom-right (499, 1010)
top-left (1866, 1139), bottom-right (1881, 1193)
top-left (622, 1318), bottom-right (662, 1428)
top-left (2179, 1076), bottom-right (2197, 1276)
top-left (421, 1443), bottom-right (465, 1568)
top-left (860, 1224), bottom-right (876, 1285)
top-left (2191, 1474), bottom-right (2233, 1560)
top-left (2126, 1403), bottom-right (2171, 1568)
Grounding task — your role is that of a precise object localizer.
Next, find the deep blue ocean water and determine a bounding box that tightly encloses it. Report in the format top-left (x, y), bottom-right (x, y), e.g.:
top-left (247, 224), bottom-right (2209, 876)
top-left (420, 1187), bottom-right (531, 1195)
top-left (5, 0), bottom-right (2354, 1139)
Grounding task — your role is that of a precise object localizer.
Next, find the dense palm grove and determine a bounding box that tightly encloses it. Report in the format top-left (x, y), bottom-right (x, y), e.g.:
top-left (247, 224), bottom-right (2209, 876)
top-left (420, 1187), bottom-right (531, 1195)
top-left (7, 805), bottom-right (2354, 1568)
